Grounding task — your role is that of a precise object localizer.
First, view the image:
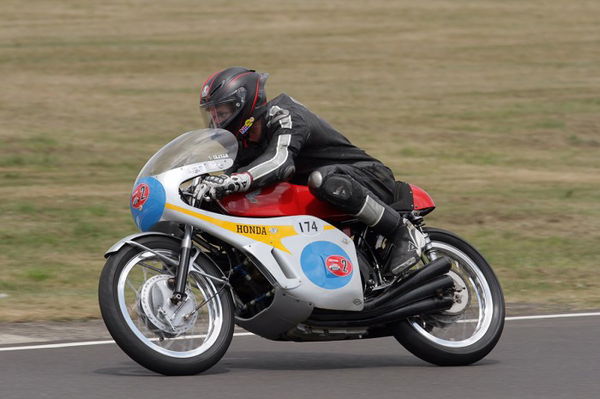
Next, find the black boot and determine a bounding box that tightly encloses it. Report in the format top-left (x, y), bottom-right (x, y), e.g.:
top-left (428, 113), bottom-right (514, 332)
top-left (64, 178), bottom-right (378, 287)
top-left (348, 192), bottom-right (421, 275)
top-left (385, 221), bottom-right (421, 275)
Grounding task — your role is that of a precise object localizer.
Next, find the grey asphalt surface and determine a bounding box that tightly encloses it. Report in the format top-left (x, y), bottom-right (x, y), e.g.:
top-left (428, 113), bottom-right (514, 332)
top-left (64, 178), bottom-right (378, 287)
top-left (0, 316), bottom-right (599, 399)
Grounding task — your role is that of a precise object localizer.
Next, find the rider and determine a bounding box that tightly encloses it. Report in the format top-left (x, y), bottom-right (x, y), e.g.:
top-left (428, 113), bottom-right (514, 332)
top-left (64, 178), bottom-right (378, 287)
top-left (198, 67), bottom-right (420, 275)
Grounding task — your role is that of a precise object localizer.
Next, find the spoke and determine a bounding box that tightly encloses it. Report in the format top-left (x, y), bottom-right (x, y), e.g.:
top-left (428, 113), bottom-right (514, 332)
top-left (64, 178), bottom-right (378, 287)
top-left (126, 280), bottom-right (140, 297)
top-left (185, 285), bottom-right (223, 321)
top-left (162, 337), bottom-right (177, 350)
top-left (179, 334), bottom-right (191, 352)
top-left (128, 301), bottom-right (139, 318)
top-left (117, 248), bottom-right (225, 356)
top-left (413, 245), bottom-right (493, 344)
top-left (136, 260), bottom-right (169, 275)
top-left (189, 323), bottom-right (199, 342)
top-left (138, 318), bottom-right (153, 336)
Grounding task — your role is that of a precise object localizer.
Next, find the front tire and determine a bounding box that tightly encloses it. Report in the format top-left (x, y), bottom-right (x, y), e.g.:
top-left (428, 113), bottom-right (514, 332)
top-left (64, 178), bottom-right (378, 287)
top-left (393, 228), bottom-right (505, 366)
top-left (99, 236), bottom-right (234, 375)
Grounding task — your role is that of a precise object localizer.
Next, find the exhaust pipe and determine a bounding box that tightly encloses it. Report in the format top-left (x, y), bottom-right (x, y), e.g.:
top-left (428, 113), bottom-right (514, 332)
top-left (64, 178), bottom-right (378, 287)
top-left (364, 256), bottom-right (452, 310)
top-left (380, 275), bottom-right (455, 311)
top-left (366, 296), bottom-right (455, 326)
top-left (308, 274), bottom-right (455, 324)
top-left (307, 296), bottom-right (455, 328)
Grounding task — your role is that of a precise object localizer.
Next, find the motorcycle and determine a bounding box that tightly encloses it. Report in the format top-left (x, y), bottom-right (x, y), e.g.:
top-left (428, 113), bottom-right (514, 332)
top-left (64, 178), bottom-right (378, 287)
top-left (99, 128), bottom-right (505, 375)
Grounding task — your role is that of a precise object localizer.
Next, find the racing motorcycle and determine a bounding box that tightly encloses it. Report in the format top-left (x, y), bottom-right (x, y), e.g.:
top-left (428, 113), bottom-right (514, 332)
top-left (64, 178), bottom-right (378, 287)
top-left (99, 128), bottom-right (505, 375)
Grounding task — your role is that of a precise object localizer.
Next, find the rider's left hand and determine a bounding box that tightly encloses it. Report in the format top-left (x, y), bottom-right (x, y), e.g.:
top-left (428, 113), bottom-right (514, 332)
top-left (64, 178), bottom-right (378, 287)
top-left (197, 173), bottom-right (252, 201)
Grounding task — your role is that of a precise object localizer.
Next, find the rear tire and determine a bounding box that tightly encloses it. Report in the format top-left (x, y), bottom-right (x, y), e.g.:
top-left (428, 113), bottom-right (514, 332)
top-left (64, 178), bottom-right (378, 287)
top-left (99, 236), bottom-right (234, 375)
top-left (393, 228), bottom-right (505, 366)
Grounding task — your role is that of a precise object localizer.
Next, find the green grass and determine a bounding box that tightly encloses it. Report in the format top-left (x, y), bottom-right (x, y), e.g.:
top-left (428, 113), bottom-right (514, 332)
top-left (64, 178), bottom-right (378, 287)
top-left (1, 0), bottom-right (599, 321)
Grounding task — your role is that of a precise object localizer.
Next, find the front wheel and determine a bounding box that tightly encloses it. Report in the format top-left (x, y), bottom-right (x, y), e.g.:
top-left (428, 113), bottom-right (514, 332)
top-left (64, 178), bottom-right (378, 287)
top-left (98, 236), bottom-right (234, 375)
top-left (393, 227), bottom-right (505, 366)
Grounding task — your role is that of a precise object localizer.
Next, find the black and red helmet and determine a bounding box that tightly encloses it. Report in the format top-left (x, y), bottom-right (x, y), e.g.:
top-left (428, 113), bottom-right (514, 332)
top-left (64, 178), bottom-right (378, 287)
top-left (200, 67), bottom-right (269, 138)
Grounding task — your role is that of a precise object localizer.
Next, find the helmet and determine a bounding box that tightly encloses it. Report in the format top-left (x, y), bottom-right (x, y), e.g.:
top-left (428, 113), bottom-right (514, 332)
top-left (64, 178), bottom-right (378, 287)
top-left (199, 67), bottom-right (269, 139)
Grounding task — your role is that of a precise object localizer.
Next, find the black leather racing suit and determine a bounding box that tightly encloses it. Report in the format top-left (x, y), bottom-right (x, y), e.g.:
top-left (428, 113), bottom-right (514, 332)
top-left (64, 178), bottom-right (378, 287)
top-left (235, 94), bottom-right (398, 228)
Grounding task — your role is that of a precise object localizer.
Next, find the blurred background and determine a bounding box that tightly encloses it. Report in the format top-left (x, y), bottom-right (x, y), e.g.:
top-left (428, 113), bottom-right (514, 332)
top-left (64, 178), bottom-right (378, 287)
top-left (0, 0), bottom-right (598, 321)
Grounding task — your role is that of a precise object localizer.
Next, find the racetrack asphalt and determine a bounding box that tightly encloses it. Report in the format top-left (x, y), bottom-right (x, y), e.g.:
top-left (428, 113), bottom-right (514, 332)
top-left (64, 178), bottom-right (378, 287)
top-left (0, 315), bottom-right (599, 399)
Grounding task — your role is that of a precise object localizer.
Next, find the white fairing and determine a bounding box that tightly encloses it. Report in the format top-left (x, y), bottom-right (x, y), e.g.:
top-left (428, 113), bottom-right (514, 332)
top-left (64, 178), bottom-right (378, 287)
top-left (158, 169), bottom-right (363, 311)
top-left (130, 129), bottom-right (364, 312)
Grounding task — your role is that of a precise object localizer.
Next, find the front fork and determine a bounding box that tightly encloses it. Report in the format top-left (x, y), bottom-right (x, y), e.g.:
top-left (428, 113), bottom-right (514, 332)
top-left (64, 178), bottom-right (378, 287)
top-left (171, 224), bottom-right (193, 304)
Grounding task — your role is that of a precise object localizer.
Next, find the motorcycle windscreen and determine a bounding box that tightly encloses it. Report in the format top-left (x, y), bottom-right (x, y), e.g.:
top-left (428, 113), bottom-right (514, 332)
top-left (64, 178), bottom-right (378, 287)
top-left (135, 128), bottom-right (238, 183)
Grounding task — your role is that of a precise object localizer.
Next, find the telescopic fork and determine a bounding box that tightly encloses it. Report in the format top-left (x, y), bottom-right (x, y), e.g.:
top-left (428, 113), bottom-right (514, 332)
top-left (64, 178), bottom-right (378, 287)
top-left (171, 177), bottom-right (207, 304)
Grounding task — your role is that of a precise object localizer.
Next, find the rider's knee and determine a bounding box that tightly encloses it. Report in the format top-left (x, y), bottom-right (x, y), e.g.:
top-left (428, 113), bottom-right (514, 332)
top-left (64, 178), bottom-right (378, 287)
top-left (311, 172), bottom-right (355, 206)
top-left (309, 168), bottom-right (367, 213)
top-left (308, 170), bottom-right (323, 189)
top-left (322, 175), bottom-right (353, 201)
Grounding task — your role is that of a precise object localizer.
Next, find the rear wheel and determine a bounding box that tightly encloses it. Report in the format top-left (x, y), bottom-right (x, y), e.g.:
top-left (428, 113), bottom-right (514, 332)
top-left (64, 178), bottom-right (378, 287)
top-left (99, 236), bottom-right (234, 375)
top-left (393, 228), bottom-right (505, 366)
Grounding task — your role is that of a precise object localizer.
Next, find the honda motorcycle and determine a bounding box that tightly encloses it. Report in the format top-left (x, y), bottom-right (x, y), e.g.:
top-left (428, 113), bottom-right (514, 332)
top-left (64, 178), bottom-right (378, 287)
top-left (99, 128), bottom-right (505, 375)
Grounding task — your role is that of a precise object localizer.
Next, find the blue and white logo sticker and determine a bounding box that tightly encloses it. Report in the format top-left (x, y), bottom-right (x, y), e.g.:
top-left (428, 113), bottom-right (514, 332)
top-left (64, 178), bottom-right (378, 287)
top-left (300, 241), bottom-right (354, 290)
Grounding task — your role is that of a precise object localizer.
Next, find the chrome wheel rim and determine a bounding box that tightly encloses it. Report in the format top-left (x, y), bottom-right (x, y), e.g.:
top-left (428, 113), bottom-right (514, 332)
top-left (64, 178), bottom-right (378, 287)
top-left (408, 242), bottom-right (495, 348)
top-left (117, 249), bottom-right (224, 358)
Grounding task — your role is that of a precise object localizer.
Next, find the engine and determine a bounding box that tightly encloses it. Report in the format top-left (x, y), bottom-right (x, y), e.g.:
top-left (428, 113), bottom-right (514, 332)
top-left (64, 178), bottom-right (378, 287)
top-left (228, 257), bottom-right (275, 319)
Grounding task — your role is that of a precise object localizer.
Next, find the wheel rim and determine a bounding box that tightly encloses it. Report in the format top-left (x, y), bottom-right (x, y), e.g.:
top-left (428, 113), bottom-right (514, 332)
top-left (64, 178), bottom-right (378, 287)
top-left (117, 250), bottom-right (225, 358)
top-left (407, 242), bottom-right (495, 348)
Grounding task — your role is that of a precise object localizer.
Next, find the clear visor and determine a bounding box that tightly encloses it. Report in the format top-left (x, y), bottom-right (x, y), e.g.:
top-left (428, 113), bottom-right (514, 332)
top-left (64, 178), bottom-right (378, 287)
top-left (200, 88), bottom-right (246, 130)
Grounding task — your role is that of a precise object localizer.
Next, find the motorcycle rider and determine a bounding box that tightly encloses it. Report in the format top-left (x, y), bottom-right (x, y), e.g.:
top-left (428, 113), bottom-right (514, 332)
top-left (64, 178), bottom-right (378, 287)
top-left (198, 67), bottom-right (420, 275)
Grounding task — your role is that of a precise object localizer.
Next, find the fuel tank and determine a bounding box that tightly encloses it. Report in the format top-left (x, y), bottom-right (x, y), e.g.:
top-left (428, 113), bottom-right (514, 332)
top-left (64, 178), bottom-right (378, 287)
top-left (219, 182), bottom-right (435, 218)
top-left (218, 183), bottom-right (346, 219)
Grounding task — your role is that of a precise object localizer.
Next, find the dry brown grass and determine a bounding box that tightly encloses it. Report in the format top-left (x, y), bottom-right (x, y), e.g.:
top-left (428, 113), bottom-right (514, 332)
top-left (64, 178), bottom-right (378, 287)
top-left (1, 0), bottom-right (599, 321)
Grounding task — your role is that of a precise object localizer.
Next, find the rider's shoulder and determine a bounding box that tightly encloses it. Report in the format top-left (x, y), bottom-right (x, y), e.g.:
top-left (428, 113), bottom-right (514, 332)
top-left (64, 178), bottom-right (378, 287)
top-left (264, 94), bottom-right (303, 131)
top-left (265, 94), bottom-right (310, 128)
top-left (267, 93), bottom-right (309, 113)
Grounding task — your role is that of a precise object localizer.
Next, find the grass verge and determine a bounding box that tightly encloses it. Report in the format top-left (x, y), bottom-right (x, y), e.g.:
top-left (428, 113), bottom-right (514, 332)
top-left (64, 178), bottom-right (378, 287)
top-left (1, 0), bottom-right (599, 321)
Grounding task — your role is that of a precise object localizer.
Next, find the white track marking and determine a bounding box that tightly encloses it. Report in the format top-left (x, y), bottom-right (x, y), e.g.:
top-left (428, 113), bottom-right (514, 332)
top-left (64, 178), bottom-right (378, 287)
top-left (1, 313), bottom-right (599, 352)
top-left (505, 312), bottom-right (600, 321)
top-left (0, 339), bottom-right (117, 351)
top-left (457, 311), bottom-right (600, 324)
top-left (0, 332), bottom-right (254, 352)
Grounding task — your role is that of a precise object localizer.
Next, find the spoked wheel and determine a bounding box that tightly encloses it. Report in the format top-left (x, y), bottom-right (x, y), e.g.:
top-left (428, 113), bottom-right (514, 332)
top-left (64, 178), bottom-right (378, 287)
top-left (99, 236), bottom-right (234, 375)
top-left (393, 228), bottom-right (505, 366)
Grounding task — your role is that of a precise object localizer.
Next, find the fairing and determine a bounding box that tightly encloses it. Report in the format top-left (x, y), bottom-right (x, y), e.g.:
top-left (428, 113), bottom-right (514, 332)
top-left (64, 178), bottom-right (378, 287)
top-left (128, 129), bottom-right (364, 312)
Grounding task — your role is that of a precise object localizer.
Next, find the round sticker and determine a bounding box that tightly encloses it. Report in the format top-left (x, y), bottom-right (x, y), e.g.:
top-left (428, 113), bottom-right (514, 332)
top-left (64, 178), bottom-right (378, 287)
top-left (130, 177), bottom-right (166, 231)
top-left (325, 255), bottom-right (353, 277)
top-left (131, 183), bottom-right (150, 210)
top-left (300, 241), bottom-right (354, 290)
